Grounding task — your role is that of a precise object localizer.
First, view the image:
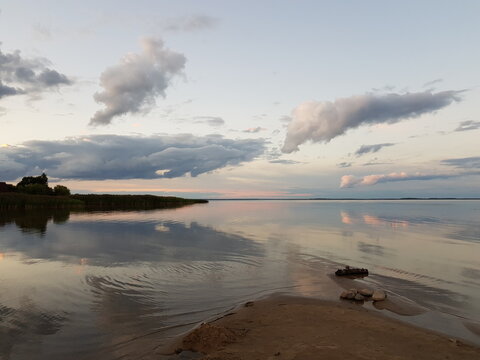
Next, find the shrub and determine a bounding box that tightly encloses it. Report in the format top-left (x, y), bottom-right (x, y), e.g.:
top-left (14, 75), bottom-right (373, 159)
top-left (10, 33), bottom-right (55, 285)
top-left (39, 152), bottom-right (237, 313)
top-left (53, 185), bottom-right (71, 196)
top-left (17, 184), bottom-right (53, 195)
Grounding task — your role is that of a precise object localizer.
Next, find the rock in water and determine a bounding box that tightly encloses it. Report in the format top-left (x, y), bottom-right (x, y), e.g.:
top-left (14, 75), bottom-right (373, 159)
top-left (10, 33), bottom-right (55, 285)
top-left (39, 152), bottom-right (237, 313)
top-left (354, 293), bottom-right (365, 301)
top-left (359, 288), bottom-right (373, 297)
top-left (340, 291), bottom-right (356, 299)
top-left (346, 292), bottom-right (356, 299)
top-left (372, 290), bottom-right (387, 301)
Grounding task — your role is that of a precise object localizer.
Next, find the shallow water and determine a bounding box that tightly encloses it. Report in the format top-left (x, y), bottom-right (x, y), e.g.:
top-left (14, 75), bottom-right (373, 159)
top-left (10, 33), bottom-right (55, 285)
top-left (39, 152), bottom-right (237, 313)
top-left (0, 200), bottom-right (479, 359)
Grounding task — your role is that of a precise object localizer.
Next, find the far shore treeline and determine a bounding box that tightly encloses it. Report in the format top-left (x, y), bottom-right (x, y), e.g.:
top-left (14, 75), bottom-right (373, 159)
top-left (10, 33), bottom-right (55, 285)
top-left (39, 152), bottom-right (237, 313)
top-left (0, 173), bottom-right (207, 210)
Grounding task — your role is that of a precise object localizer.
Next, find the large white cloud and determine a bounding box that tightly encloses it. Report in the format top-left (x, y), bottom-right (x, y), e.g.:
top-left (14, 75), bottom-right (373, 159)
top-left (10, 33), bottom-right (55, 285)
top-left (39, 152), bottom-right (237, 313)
top-left (282, 90), bottom-right (462, 153)
top-left (90, 38), bottom-right (186, 125)
top-left (0, 134), bottom-right (266, 181)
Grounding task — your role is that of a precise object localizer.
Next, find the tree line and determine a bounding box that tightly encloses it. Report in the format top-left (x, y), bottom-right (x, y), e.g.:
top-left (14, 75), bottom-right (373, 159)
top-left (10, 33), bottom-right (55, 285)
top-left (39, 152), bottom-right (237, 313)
top-left (0, 173), bottom-right (71, 196)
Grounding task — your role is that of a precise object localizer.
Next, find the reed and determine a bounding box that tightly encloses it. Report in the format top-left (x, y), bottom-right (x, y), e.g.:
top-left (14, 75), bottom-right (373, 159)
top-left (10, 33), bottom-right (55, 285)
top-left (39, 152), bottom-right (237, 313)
top-left (0, 193), bottom-right (207, 210)
top-left (0, 193), bottom-right (84, 210)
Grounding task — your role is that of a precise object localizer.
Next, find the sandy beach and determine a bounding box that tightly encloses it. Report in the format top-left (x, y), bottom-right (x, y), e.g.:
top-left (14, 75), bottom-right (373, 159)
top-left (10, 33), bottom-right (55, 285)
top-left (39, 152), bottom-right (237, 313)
top-left (167, 295), bottom-right (480, 360)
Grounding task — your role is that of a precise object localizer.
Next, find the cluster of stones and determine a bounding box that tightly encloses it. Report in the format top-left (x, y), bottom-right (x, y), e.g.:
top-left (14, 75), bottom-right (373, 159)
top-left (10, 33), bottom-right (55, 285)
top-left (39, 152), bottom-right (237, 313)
top-left (340, 288), bottom-right (386, 302)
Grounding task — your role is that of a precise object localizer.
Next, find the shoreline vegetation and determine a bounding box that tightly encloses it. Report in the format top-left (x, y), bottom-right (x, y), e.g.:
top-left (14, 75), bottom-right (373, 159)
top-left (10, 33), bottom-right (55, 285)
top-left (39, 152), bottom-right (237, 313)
top-left (0, 192), bottom-right (207, 210)
top-left (167, 295), bottom-right (480, 360)
top-left (0, 173), bottom-right (207, 210)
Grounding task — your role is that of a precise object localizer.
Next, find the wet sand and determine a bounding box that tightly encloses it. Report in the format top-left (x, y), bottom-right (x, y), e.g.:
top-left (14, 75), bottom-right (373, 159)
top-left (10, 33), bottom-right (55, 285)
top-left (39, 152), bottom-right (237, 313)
top-left (167, 295), bottom-right (480, 360)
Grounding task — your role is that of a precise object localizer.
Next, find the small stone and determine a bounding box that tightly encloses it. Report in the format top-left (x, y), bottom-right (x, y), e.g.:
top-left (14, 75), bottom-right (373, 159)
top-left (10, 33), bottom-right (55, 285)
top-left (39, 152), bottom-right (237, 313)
top-left (346, 292), bottom-right (356, 299)
top-left (354, 293), bottom-right (365, 301)
top-left (349, 288), bottom-right (358, 294)
top-left (359, 288), bottom-right (373, 297)
top-left (372, 290), bottom-right (387, 301)
top-left (340, 291), bottom-right (356, 299)
top-left (244, 301), bottom-right (254, 307)
top-left (174, 348), bottom-right (183, 354)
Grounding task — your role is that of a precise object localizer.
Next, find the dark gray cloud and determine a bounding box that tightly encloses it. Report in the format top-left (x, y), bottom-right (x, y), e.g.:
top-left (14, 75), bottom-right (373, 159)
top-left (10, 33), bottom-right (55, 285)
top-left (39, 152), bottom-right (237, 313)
top-left (90, 38), bottom-right (186, 126)
top-left (355, 143), bottom-right (395, 156)
top-left (441, 156), bottom-right (480, 169)
top-left (37, 69), bottom-right (70, 86)
top-left (161, 15), bottom-right (219, 32)
top-left (337, 162), bottom-right (352, 168)
top-left (0, 44), bottom-right (71, 99)
top-left (362, 158), bottom-right (392, 166)
top-left (455, 120), bottom-right (480, 132)
top-left (422, 78), bottom-right (443, 88)
top-left (0, 134), bottom-right (266, 181)
top-left (0, 80), bottom-right (21, 98)
top-left (194, 116), bottom-right (225, 127)
top-left (282, 90), bottom-right (462, 153)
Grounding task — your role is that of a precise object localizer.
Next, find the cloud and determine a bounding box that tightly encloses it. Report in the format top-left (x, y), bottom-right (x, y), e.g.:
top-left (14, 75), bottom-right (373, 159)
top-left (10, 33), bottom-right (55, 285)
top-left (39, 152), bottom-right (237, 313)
top-left (0, 80), bottom-right (21, 98)
top-left (341, 157), bottom-right (480, 188)
top-left (32, 23), bottom-right (53, 41)
top-left (90, 37), bottom-right (186, 126)
top-left (337, 162), bottom-right (352, 168)
top-left (194, 116), bottom-right (225, 127)
top-left (243, 127), bottom-right (265, 133)
top-left (455, 120), bottom-right (480, 132)
top-left (362, 158), bottom-right (392, 166)
top-left (0, 44), bottom-right (71, 98)
top-left (282, 90), bottom-right (462, 153)
top-left (422, 78), bottom-right (443, 88)
top-left (269, 159), bottom-right (301, 165)
top-left (340, 171), bottom-right (479, 188)
top-left (441, 156), bottom-right (480, 169)
top-left (355, 143), bottom-right (395, 156)
top-left (161, 15), bottom-right (219, 32)
top-left (0, 134), bottom-right (266, 181)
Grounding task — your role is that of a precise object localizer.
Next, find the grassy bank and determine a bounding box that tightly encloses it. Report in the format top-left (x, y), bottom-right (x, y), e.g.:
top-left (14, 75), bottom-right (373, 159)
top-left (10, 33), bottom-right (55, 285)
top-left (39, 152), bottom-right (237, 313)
top-left (0, 193), bottom-right (84, 210)
top-left (0, 193), bottom-right (207, 210)
top-left (71, 194), bottom-right (207, 210)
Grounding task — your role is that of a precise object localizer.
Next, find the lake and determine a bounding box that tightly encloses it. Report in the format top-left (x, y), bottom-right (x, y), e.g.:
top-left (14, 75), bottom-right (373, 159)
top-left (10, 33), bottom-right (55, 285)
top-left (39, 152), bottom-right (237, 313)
top-left (0, 200), bottom-right (479, 359)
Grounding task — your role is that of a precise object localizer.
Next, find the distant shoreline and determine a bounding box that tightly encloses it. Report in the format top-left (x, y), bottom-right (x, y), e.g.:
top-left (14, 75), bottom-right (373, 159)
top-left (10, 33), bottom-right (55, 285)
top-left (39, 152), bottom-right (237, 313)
top-left (207, 197), bottom-right (480, 201)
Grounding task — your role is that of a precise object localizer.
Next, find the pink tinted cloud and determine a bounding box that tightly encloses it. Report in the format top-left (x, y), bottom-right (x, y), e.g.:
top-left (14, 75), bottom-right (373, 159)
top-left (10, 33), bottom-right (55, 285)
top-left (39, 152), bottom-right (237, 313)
top-left (339, 170), bottom-right (480, 188)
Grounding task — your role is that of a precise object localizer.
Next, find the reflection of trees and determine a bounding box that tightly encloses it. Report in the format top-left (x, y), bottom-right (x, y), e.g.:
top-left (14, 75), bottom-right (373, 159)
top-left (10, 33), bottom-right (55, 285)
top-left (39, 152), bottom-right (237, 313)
top-left (0, 210), bottom-right (71, 235)
top-left (0, 297), bottom-right (66, 359)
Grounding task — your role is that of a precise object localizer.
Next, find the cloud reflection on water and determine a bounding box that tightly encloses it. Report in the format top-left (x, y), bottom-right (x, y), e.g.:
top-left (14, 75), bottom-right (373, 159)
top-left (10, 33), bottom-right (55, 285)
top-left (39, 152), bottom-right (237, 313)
top-left (0, 211), bottom-right (264, 266)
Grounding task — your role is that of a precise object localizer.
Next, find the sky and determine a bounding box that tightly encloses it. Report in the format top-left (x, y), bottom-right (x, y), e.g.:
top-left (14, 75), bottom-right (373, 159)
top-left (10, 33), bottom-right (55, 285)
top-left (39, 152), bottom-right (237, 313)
top-left (0, 0), bottom-right (479, 198)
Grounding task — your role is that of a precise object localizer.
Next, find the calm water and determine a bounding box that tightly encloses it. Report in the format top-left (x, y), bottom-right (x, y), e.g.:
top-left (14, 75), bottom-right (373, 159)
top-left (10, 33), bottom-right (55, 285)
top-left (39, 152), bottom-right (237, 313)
top-left (0, 200), bottom-right (479, 359)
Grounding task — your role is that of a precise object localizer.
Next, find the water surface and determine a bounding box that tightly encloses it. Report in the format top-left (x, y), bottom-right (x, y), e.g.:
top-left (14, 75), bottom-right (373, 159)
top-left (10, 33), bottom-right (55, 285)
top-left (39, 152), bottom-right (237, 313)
top-left (0, 200), bottom-right (479, 359)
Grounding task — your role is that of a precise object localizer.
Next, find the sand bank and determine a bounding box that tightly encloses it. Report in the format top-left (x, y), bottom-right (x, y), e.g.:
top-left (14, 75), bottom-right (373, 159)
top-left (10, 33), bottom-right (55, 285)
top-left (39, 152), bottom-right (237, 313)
top-left (167, 295), bottom-right (480, 360)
